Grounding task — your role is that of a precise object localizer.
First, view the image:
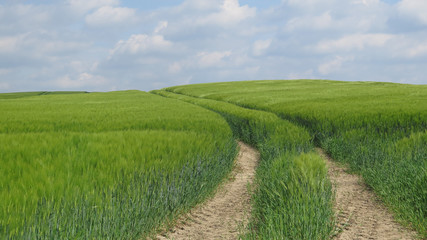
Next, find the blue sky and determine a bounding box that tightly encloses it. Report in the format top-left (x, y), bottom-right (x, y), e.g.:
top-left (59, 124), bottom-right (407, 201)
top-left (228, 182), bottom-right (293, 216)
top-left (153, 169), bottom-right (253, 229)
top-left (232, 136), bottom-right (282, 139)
top-left (0, 0), bottom-right (426, 92)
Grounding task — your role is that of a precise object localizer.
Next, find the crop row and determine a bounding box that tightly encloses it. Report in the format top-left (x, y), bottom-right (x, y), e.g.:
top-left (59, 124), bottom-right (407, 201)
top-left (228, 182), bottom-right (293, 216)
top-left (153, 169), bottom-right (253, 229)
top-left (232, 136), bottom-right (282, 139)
top-left (0, 91), bottom-right (237, 239)
top-left (166, 80), bottom-right (427, 237)
top-left (152, 90), bottom-right (335, 239)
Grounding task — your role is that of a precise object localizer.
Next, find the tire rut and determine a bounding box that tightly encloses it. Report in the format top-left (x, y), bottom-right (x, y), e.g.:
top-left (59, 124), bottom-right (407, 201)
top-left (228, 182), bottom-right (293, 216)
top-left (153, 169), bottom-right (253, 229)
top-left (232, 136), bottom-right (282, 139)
top-left (316, 148), bottom-right (417, 240)
top-left (155, 142), bottom-right (259, 240)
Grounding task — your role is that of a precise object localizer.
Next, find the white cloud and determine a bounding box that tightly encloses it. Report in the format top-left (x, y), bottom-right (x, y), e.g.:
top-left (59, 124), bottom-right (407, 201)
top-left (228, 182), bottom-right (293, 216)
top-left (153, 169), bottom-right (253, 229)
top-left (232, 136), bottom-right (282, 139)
top-left (316, 34), bottom-right (393, 52)
top-left (0, 32), bottom-right (91, 58)
top-left (398, 0), bottom-right (427, 25)
top-left (284, 0), bottom-right (337, 11)
top-left (0, 0), bottom-right (427, 92)
top-left (0, 69), bottom-right (10, 75)
top-left (179, 0), bottom-right (222, 11)
top-left (318, 56), bottom-right (354, 75)
top-left (389, 36), bottom-right (427, 58)
top-left (110, 34), bottom-right (173, 55)
top-left (280, 0), bottom-right (389, 33)
top-left (200, 0), bottom-right (256, 26)
top-left (197, 51), bottom-right (232, 67)
top-left (222, 0), bottom-right (256, 21)
top-left (70, 61), bottom-right (86, 72)
top-left (253, 39), bottom-right (272, 56)
top-left (55, 73), bottom-right (107, 89)
top-left (90, 61), bottom-right (99, 72)
top-left (168, 62), bottom-right (182, 73)
top-left (85, 6), bottom-right (137, 26)
top-left (5, 4), bottom-right (50, 26)
top-left (406, 43), bottom-right (427, 58)
top-left (0, 36), bottom-right (18, 53)
top-left (154, 21), bottom-right (168, 34)
top-left (68, 0), bottom-right (119, 13)
top-left (285, 12), bottom-right (333, 31)
top-left (244, 66), bottom-right (260, 75)
top-left (38, 40), bottom-right (91, 55)
top-left (352, 0), bottom-right (381, 7)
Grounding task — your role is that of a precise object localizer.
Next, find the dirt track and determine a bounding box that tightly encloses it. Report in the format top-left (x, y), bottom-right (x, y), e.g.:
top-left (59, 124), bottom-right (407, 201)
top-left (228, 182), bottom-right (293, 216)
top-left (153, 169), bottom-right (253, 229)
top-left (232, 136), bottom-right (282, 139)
top-left (317, 148), bottom-right (417, 240)
top-left (156, 142), bottom-right (259, 240)
top-left (154, 144), bottom-right (416, 240)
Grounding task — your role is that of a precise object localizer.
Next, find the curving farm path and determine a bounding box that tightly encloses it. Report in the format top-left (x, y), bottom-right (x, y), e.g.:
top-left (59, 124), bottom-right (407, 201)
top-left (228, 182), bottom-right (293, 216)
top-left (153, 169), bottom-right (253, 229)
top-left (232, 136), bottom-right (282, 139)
top-left (317, 148), bottom-right (417, 240)
top-left (156, 142), bottom-right (259, 240)
top-left (153, 143), bottom-right (416, 240)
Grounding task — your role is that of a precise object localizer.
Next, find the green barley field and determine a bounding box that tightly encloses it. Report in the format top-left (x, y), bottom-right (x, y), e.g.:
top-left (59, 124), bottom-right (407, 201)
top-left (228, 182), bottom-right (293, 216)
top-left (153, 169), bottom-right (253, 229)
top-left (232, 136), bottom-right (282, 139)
top-left (163, 80), bottom-right (427, 238)
top-left (0, 91), bottom-right (237, 239)
top-left (1, 80), bottom-right (426, 239)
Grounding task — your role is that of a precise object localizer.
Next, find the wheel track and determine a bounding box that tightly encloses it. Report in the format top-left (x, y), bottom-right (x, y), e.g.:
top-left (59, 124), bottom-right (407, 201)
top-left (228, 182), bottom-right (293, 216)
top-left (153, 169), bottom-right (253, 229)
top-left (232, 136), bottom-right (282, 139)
top-left (155, 142), bottom-right (259, 240)
top-left (317, 148), bottom-right (417, 240)
top-left (153, 144), bottom-right (416, 239)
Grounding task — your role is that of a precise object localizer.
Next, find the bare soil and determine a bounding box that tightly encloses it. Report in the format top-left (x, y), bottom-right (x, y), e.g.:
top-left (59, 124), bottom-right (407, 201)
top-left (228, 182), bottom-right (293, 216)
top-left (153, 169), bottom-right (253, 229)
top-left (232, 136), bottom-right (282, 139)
top-left (155, 142), bottom-right (259, 240)
top-left (316, 148), bottom-right (417, 240)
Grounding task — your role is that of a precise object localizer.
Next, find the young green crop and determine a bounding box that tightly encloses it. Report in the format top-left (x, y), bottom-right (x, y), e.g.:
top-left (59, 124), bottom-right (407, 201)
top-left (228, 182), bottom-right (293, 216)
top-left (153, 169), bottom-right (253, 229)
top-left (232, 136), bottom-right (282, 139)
top-left (251, 152), bottom-right (334, 239)
top-left (166, 79), bottom-right (427, 237)
top-left (0, 91), bottom-right (237, 239)
top-left (152, 90), bottom-right (335, 239)
top-left (4, 79), bottom-right (424, 238)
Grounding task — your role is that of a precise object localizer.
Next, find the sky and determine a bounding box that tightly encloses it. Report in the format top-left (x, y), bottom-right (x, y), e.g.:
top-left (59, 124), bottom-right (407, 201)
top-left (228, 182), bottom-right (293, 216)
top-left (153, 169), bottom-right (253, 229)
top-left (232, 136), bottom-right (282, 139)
top-left (0, 0), bottom-right (426, 92)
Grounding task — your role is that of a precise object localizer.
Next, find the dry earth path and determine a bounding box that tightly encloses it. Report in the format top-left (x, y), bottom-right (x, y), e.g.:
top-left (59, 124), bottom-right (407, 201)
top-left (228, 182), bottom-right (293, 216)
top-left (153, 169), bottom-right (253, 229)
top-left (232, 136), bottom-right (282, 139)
top-left (316, 148), bottom-right (417, 240)
top-left (156, 142), bottom-right (259, 240)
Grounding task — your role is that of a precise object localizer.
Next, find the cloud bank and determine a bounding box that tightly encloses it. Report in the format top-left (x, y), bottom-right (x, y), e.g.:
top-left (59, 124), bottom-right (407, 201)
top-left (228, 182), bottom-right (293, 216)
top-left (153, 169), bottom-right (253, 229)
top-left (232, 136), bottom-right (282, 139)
top-left (0, 0), bottom-right (426, 92)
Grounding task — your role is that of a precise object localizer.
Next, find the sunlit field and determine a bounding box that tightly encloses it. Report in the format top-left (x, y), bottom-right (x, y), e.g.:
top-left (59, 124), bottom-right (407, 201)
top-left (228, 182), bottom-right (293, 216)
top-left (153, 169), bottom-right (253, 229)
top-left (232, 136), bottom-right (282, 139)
top-left (164, 80), bottom-right (427, 238)
top-left (1, 80), bottom-right (425, 239)
top-left (152, 89), bottom-right (334, 239)
top-left (0, 91), bottom-right (236, 239)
